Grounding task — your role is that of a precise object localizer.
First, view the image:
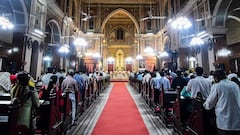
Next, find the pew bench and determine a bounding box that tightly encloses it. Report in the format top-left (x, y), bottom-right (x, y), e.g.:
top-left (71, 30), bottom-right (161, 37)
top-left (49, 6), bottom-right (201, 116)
top-left (172, 89), bottom-right (193, 134)
top-left (159, 89), bottom-right (177, 127)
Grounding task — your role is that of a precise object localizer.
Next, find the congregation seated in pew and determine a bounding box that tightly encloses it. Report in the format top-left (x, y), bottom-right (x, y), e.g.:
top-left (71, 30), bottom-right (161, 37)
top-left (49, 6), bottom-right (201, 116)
top-left (125, 67), bottom-right (240, 135)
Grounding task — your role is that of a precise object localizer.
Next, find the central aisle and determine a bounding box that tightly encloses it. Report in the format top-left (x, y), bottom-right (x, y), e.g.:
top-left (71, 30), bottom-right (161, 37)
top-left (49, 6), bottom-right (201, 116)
top-left (92, 82), bottom-right (149, 135)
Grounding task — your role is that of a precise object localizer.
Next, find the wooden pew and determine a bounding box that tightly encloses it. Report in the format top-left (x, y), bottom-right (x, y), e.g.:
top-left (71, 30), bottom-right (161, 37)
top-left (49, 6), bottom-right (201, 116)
top-left (172, 88), bottom-right (193, 134)
top-left (145, 83), bottom-right (149, 102)
top-left (35, 92), bottom-right (62, 134)
top-left (130, 77), bottom-right (140, 92)
top-left (0, 94), bottom-right (12, 135)
top-left (48, 90), bottom-right (62, 134)
top-left (88, 78), bottom-right (95, 101)
top-left (59, 89), bottom-right (73, 134)
top-left (159, 85), bottom-right (177, 127)
top-left (0, 94), bottom-right (34, 135)
top-left (172, 90), bottom-right (217, 135)
top-left (186, 107), bottom-right (217, 135)
top-left (148, 86), bottom-right (155, 108)
top-left (177, 92), bottom-right (217, 135)
top-left (142, 82), bottom-right (149, 103)
top-left (84, 81), bottom-right (91, 108)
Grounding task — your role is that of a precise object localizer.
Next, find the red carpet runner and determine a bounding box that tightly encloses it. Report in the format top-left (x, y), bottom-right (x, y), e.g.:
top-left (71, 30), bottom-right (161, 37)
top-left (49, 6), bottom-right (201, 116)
top-left (92, 82), bottom-right (149, 135)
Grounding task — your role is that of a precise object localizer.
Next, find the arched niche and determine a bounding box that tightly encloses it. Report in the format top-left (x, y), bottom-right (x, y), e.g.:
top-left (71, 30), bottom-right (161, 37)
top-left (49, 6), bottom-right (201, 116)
top-left (44, 20), bottom-right (62, 70)
top-left (101, 8), bottom-right (139, 34)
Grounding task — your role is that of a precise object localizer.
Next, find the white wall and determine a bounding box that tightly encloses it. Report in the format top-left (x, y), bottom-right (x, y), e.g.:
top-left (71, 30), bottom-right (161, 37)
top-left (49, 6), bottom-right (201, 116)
top-left (208, 49), bottom-right (215, 71)
top-left (24, 47), bottom-right (32, 72)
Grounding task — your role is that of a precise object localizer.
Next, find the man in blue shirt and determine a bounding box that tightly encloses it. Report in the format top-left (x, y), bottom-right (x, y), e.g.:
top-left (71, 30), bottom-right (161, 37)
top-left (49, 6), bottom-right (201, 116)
top-left (159, 71), bottom-right (171, 91)
top-left (73, 71), bottom-right (84, 101)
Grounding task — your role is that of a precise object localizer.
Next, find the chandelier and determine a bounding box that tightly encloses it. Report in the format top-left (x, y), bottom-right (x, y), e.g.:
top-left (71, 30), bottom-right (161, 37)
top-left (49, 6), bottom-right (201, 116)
top-left (0, 15), bottom-right (14, 29)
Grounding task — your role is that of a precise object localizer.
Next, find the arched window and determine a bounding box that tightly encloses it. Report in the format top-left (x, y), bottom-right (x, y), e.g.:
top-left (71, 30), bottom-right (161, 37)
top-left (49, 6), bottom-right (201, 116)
top-left (65, 0), bottom-right (70, 13)
top-left (89, 18), bottom-right (94, 29)
top-left (147, 20), bottom-right (151, 30)
top-left (117, 29), bottom-right (124, 40)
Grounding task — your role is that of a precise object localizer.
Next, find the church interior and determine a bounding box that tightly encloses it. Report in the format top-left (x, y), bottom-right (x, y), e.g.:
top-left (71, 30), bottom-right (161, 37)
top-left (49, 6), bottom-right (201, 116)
top-left (0, 0), bottom-right (240, 135)
top-left (0, 0), bottom-right (239, 77)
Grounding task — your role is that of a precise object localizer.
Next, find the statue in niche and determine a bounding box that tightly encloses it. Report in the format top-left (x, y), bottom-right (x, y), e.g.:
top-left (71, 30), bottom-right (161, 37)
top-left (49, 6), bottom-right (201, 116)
top-left (109, 32), bottom-right (115, 41)
top-left (35, 5), bottom-right (41, 29)
top-left (125, 32), bottom-right (131, 44)
top-left (87, 40), bottom-right (95, 50)
top-left (88, 43), bottom-right (95, 50)
top-left (139, 59), bottom-right (145, 68)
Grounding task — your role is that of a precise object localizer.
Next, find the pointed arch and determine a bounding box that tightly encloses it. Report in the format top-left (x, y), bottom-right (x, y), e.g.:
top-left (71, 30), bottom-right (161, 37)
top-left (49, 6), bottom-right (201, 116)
top-left (107, 25), bottom-right (133, 41)
top-left (101, 8), bottom-right (139, 34)
top-left (46, 19), bottom-right (62, 43)
top-left (212, 0), bottom-right (233, 26)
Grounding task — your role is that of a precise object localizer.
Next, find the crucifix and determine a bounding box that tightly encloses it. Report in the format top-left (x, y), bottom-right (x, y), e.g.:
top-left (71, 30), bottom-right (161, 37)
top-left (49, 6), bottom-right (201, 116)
top-left (116, 52), bottom-right (123, 70)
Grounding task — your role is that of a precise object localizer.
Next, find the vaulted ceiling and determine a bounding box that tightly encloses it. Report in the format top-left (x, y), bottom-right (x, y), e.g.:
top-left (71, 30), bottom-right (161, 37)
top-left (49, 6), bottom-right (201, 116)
top-left (0, 0), bottom-right (28, 32)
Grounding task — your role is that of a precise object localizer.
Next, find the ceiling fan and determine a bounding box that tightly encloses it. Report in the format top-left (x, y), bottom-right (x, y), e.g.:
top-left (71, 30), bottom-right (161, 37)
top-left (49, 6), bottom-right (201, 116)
top-left (195, 15), bottom-right (215, 22)
top-left (81, 0), bottom-right (96, 21)
top-left (140, 1), bottom-right (166, 21)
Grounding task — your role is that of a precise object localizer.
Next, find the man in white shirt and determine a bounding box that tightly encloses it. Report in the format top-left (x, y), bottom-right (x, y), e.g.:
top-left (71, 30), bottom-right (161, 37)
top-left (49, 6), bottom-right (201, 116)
top-left (187, 67), bottom-right (211, 100)
top-left (204, 69), bottom-right (240, 135)
top-left (142, 70), bottom-right (151, 85)
top-left (142, 70), bottom-right (151, 97)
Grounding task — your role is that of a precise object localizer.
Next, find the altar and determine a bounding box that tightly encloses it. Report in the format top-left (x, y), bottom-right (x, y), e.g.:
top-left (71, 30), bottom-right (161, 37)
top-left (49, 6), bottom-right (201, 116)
top-left (110, 71), bottom-right (129, 81)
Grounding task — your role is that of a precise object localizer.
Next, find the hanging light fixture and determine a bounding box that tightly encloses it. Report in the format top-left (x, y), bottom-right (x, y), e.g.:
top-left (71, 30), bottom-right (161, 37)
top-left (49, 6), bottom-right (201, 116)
top-left (217, 48), bottom-right (231, 57)
top-left (136, 55), bottom-right (143, 60)
top-left (125, 57), bottom-right (133, 63)
top-left (93, 52), bottom-right (101, 58)
top-left (190, 36), bottom-right (204, 46)
top-left (59, 44), bottom-right (70, 54)
top-left (144, 46), bottom-right (153, 53)
top-left (74, 37), bottom-right (87, 46)
top-left (171, 16), bottom-right (192, 30)
top-left (0, 15), bottom-right (14, 29)
top-left (189, 57), bottom-right (197, 62)
top-left (43, 56), bottom-right (52, 61)
top-left (158, 51), bottom-right (169, 58)
top-left (107, 57), bottom-right (115, 63)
